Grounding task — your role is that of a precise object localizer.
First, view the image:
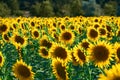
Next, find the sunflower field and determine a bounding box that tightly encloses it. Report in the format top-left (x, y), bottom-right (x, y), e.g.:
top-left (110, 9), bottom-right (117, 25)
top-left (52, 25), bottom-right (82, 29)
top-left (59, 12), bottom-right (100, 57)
top-left (0, 16), bottom-right (120, 80)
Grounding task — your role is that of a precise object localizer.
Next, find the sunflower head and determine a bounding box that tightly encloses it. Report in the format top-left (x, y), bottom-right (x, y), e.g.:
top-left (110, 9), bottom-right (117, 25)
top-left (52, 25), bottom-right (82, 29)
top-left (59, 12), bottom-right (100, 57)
top-left (80, 39), bottom-right (90, 50)
top-left (30, 21), bottom-right (35, 27)
top-left (98, 27), bottom-right (107, 38)
top-left (69, 24), bottom-right (75, 30)
top-left (31, 29), bottom-right (40, 39)
top-left (98, 64), bottom-right (120, 80)
top-left (49, 42), bottom-right (71, 63)
top-left (88, 41), bottom-right (113, 68)
top-left (39, 35), bottom-right (52, 49)
top-left (114, 42), bottom-right (120, 63)
top-left (59, 23), bottom-right (66, 31)
top-left (2, 33), bottom-right (10, 42)
top-left (38, 47), bottom-right (50, 59)
top-left (11, 33), bottom-right (27, 49)
top-left (0, 24), bottom-right (9, 34)
top-left (106, 25), bottom-right (112, 32)
top-left (52, 58), bottom-right (69, 80)
top-left (12, 59), bottom-right (34, 80)
top-left (51, 32), bottom-right (59, 41)
top-left (71, 52), bottom-right (79, 66)
top-left (73, 46), bottom-right (87, 66)
top-left (93, 23), bottom-right (100, 29)
top-left (87, 27), bottom-right (99, 41)
top-left (59, 30), bottom-right (75, 45)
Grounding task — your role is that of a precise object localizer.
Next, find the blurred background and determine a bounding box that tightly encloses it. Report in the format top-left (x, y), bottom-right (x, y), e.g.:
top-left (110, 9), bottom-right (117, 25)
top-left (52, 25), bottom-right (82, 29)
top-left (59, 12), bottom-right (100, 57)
top-left (0, 0), bottom-right (120, 17)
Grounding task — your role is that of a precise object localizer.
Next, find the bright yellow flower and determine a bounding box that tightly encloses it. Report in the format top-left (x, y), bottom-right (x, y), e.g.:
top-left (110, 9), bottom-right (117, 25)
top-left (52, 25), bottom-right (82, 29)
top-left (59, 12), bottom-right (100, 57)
top-left (12, 59), bottom-right (35, 80)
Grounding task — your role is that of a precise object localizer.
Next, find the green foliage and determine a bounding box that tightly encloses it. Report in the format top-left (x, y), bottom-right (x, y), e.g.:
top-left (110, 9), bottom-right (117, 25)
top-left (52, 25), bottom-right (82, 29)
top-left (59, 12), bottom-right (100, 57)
top-left (103, 1), bottom-right (117, 16)
top-left (0, 2), bottom-right (11, 17)
top-left (70, 0), bottom-right (84, 16)
top-left (0, 0), bottom-right (120, 17)
top-left (30, 0), bottom-right (54, 17)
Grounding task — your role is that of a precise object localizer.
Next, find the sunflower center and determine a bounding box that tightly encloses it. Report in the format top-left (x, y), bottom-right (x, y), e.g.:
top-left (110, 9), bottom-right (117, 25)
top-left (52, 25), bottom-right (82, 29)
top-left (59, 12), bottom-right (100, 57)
top-left (53, 47), bottom-right (67, 59)
top-left (99, 28), bottom-right (106, 35)
top-left (113, 76), bottom-right (120, 80)
top-left (56, 63), bottom-right (66, 79)
top-left (41, 39), bottom-right (52, 48)
top-left (117, 48), bottom-right (120, 59)
top-left (53, 23), bottom-right (56, 27)
top-left (31, 22), bottom-right (35, 26)
top-left (70, 25), bottom-right (74, 30)
top-left (33, 31), bottom-right (39, 38)
top-left (17, 65), bottom-right (31, 78)
top-left (41, 48), bottom-right (48, 56)
top-left (78, 28), bottom-right (82, 33)
top-left (61, 25), bottom-right (65, 30)
top-left (0, 24), bottom-right (7, 33)
top-left (106, 25), bottom-right (111, 32)
top-left (62, 32), bottom-right (72, 40)
top-left (81, 42), bottom-right (89, 49)
top-left (94, 19), bottom-right (98, 22)
top-left (0, 56), bottom-right (2, 63)
top-left (4, 34), bottom-right (9, 41)
top-left (41, 39), bottom-right (48, 46)
top-left (89, 29), bottom-right (98, 38)
top-left (94, 24), bottom-right (99, 29)
top-left (15, 35), bottom-right (24, 45)
top-left (93, 45), bottom-right (109, 62)
top-left (77, 49), bottom-right (86, 61)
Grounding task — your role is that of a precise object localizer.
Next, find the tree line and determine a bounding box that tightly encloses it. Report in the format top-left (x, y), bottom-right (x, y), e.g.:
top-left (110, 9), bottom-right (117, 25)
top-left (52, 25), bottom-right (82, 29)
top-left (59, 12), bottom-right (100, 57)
top-left (0, 0), bottom-right (120, 17)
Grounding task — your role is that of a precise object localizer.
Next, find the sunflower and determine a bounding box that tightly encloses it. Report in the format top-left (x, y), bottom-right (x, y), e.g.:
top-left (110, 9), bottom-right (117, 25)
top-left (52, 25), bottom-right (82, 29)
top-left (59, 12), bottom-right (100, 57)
top-left (87, 27), bottom-right (99, 41)
top-left (30, 21), bottom-right (35, 27)
top-left (73, 46), bottom-right (87, 66)
top-left (52, 58), bottom-right (69, 80)
top-left (10, 32), bottom-right (27, 49)
top-left (71, 52), bottom-right (79, 66)
top-left (12, 59), bottom-right (34, 80)
top-left (98, 27), bottom-right (107, 38)
top-left (106, 32), bottom-right (113, 40)
top-left (93, 23), bottom-right (101, 29)
top-left (77, 26), bottom-right (82, 34)
top-left (59, 29), bottom-right (75, 45)
top-left (0, 52), bottom-right (5, 67)
top-left (53, 22), bottom-right (57, 27)
top-left (51, 32), bottom-right (59, 41)
top-left (38, 47), bottom-right (50, 59)
top-left (88, 41), bottom-right (113, 68)
top-left (39, 35), bottom-right (52, 49)
top-left (49, 42), bottom-right (71, 63)
top-left (98, 64), bottom-right (120, 80)
top-left (93, 17), bottom-right (100, 23)
top-left (12, 23), bottom-right (18, 30)
top-left (31, 28), bottom-right (40, 39)
top-left (106, 25), bottom-right (112, 32)
top-left (68, 24), bottom-right (76, 30)
top-left (2, 33), bottom-right (10, 42)
top-left (79, 39), bottom-right (90, 50)
top-left (59, 23), bottom-right (66, 31)
top-left (0, 23), bottom-right (9, 34)
top-left (113, 42), bottom-right (120, 63)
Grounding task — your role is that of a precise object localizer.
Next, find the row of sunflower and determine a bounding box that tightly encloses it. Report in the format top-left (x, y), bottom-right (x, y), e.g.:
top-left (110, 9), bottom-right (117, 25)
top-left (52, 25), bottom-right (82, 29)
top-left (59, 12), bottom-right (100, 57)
top-left (0, 16), bottom-right (120, 80)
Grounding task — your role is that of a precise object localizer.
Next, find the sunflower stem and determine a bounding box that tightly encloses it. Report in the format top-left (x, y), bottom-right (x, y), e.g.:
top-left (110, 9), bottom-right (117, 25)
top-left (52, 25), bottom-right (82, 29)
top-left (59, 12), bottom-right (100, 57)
top-left (87, 62), bottom-right (92, 80)
top-left (88, 67), bottom-right (92, 80)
